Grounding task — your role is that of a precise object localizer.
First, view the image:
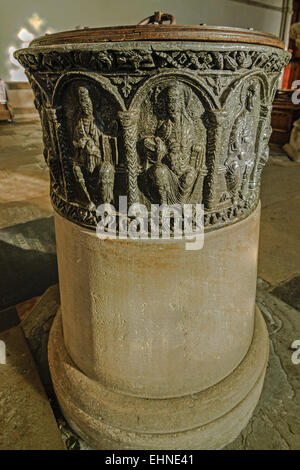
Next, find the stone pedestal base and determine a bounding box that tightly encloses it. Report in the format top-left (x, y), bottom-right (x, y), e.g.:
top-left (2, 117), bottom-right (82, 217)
top-left (48, 306), bottom-right (268, 450)
top-left (49, 203), bottom-right (268, 449)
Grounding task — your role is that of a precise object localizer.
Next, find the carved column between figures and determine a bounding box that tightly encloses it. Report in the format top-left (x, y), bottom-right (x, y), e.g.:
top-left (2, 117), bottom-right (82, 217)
top-left (118, 109), bottom-right (140, 206)
top-left (46, 107), bottom-right (67, 195)
top-left (249, 104), bottom-right (273, 193)
top-left (204, 109), bottom-right (228, 211)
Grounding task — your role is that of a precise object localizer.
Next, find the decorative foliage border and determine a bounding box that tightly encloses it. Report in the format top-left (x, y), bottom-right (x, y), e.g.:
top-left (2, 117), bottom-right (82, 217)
top-left (15, 47), bottom-right (290, 75)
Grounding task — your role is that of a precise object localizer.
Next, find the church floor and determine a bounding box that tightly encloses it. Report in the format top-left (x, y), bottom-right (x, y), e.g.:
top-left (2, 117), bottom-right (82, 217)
top-left (0, 117), bottom-right (299, 449)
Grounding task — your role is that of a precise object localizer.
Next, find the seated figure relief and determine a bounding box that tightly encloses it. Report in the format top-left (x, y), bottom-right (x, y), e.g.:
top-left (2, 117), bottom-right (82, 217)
top-left (72, 86), bottom-right (115, 209)
top-left (224, 85), bottom-right (257, 204)
top-left (143, 82), bottom-right (206, 205)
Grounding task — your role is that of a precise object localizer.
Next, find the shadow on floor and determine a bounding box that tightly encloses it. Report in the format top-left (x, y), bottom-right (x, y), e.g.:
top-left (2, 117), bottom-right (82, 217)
top-left (272, 275), bottom-right (300, 312)
top-left (0, 216), bottom-right (58, 315)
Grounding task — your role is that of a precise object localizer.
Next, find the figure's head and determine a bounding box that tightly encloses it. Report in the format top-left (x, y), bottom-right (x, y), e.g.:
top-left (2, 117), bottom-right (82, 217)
top-left (165, 82), bottom-right (186, 119)
top-left (78, 86), bottom-right (93, 116)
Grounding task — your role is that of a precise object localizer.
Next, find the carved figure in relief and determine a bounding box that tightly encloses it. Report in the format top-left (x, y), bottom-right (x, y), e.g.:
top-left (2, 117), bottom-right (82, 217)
top-left (43, 108), bottom-right (62, 191)
top-left (225, 85), bottom-right (256, 203)
top-left (257, 122), bottom-right (272, 175)
top-left (99, 161), bottom-right (115, 203)
top-left (144, 82), bottom-right (205, 204)
top-left (32, 82), bottom-right (61, 189)
top-left (72, 86), bottom-right (115, 208)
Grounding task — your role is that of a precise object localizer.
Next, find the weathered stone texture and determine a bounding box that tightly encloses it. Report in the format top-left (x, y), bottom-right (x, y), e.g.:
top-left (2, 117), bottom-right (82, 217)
top-left (0, 326), bottom-right (65, 450)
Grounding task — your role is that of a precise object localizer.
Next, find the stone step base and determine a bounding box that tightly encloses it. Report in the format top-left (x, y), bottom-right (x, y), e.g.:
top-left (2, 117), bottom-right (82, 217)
top-left (48, 306), bottom-right (269, 450)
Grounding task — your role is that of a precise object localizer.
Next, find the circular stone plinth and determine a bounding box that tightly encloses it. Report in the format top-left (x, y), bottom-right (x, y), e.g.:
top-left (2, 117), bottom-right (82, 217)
top-left (48, 306), bottom-right (269, 450)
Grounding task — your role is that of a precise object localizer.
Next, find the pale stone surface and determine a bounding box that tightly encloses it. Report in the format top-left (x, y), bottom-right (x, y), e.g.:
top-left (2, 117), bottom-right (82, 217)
top-left (21, 280), bottom-right (300, 450)
top-left (54, 205), bottom-right (260, 399)
top-left (49, 203), bottom-right (265, 449)
top-left (49, 306), bottom-right (268, 449)
top-left (0, 325), bottom-right (65, 450)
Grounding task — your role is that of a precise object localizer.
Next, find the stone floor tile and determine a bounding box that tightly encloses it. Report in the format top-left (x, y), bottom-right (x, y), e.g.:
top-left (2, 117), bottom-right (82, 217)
top-left (0, 325), bottom-right (65, 450)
